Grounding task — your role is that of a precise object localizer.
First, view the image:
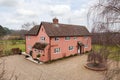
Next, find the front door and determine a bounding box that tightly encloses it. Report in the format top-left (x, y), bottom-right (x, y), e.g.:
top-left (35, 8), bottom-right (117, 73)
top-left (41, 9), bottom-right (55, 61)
top-left (78, 46), bottom-right (81, 54)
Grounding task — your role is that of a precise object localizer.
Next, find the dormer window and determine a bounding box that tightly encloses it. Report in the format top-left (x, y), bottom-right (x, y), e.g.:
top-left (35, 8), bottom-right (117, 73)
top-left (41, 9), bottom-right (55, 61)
top-left (55, 37), bottom-right (59, 41)
top-left (65, 37), bottom-right (70, 40)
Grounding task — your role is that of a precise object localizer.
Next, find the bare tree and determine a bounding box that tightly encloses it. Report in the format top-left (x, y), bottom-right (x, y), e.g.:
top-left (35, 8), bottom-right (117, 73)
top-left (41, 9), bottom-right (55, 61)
top-left (21, 21), bottom-right (37, 30)
top-left (88, 0), bottom-right (120, 80)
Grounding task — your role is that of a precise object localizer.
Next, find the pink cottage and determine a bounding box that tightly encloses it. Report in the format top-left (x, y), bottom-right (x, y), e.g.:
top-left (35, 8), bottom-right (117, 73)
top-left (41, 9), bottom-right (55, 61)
top-left (25, 18), bottom-right (91, 62)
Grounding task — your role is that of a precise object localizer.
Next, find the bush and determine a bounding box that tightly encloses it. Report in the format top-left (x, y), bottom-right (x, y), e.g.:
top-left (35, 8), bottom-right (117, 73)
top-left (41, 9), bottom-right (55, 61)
top-left (37, 54), bottom-right (41, 58)
top-left (4, 50), bottom-right (12, 56)
top-left (11, 40), bottom-right (16, 45)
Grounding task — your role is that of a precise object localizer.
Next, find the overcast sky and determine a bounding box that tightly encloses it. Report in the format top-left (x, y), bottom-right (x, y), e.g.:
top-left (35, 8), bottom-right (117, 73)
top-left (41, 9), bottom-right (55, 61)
top-left (0, 0), bottom-right (97, 30)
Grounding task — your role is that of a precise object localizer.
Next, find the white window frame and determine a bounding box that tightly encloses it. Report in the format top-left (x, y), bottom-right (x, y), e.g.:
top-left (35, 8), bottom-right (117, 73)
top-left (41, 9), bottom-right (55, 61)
top-left (55, 37), bottom-right (59, 41)
top-left (40, 36), bottom-right (45, 41)
top-left (74, 37), bottom-right (77, 40)
top-left (54, 48), bottom-right (60, 53)
top-left (84, 44), bottom-right (88, 48)
top-left (69, 46), bottom-right (74, 51)
top-left (65, 37), bottom-right (70, 40)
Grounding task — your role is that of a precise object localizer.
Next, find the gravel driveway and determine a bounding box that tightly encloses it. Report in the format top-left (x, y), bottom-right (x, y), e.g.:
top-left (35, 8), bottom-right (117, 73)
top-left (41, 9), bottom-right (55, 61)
top-left (0, 55), bottom-right (104, 80)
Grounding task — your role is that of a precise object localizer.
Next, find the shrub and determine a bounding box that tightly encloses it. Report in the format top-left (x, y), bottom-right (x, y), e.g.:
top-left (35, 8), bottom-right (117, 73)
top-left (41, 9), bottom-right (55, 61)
top-left (4, 50), bottom-right (12, 56)
top-left (85, 51), bottom-right (89, 53)
top-left (11, 40), bottom-right (16, 45)
top-left (37, 54), bottom-right (41, 58)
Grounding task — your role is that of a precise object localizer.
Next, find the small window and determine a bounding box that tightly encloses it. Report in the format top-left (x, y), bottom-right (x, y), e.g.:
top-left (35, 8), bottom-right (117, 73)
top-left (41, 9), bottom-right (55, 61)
top-left (65, 37), bottom-right (70, 40)
top-left (74, 37), bottom-right (77, 40)
top-left (54, 48), bottom-right (60, 53)
top-left (55, 37), bottom-right (59, 41)
top-left (84, 36), bottom-right (88, 40)
top-left (69, 46), bottom-right (74, 50)
top-left (40, 36), bottom-right (45, 41)
top-left (84, 44), bottom-right (88, 48)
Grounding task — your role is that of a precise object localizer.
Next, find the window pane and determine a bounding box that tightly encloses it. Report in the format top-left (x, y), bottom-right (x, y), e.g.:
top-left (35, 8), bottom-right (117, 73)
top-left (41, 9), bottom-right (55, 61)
top-left (54, 48), bottom-right (60, 53)
top-left (69, 46), bottom-right (74, 50)
top-left (55, 37), bottom-right (59, 41)
top-left (74, 37), bottom-right (77, 40)
top-left (65, 37), bottom-right (70, 40)
top-left (84, 44), bottom-right (88, 48)
top-left (41, 36), bottom-right (45, 41)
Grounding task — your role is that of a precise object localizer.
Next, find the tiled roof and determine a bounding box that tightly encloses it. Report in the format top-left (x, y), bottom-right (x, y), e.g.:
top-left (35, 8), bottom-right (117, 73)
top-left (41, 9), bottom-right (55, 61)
top-left (32, 42), bottom-right (48, 50)
top-left (26, 25), bottom-right (40, 36)
top-left (26, 22), bottom-right (90, 37)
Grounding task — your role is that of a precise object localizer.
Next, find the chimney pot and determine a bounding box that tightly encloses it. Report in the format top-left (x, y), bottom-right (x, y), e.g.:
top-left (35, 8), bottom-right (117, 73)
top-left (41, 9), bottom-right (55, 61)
top-left (53, 18), bottom-right (58, 24)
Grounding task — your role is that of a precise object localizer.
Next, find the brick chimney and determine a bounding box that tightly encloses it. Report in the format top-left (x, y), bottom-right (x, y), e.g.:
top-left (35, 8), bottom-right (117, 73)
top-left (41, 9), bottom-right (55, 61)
top-left (53, 18), bottom-right (58, 24)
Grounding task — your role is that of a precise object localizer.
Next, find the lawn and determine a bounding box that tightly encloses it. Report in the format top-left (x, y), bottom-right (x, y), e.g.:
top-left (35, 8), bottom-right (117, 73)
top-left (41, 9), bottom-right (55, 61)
top-left (92, 44), bottom-right (120, 61)
top-left (0, 40), bottom-right (25, 56)
top-left (0, 40), bottom-right (119, 61)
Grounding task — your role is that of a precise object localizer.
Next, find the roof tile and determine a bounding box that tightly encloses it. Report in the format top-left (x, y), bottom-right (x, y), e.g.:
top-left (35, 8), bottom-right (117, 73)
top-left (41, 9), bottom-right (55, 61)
top-left (26, 22), bottom-right (90, 37)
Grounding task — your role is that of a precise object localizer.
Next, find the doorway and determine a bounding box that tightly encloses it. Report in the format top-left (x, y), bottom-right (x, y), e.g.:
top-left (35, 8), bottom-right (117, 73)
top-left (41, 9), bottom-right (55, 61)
top-left (78, 46), bottom-right (81, 54)
top-left (77, 42), bottom-right (84, 54)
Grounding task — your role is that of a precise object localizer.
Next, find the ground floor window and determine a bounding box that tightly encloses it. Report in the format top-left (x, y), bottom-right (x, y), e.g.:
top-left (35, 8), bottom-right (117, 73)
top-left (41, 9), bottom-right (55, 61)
top-left (54, 48), bottom-right (60, 53)
top-left (84, 44), bottom-right (88, 48)
top-left (69, 46), bottom-right (74, 51)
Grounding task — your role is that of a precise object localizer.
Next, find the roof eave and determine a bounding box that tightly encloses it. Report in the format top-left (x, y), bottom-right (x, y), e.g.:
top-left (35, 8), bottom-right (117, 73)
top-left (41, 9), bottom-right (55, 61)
top-left (49, 34), bottom-right (91, 37)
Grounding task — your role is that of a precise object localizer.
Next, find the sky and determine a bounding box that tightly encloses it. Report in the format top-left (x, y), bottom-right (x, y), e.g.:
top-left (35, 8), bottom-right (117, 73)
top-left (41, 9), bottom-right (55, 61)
top-left (0, 0), bottom-right (97, 30)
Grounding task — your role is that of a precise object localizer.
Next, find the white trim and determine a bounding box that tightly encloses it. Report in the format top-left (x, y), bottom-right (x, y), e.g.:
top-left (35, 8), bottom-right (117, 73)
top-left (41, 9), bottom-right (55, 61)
top-left (54, 48), bottom-right (60, 54)
top-left (40, 36), bottom-right (45, 42)
top-left (69, 46), bottom-right (74, 51)
top-left (74, 37), bottom-right (77, 40)
top-left (55, 37), bottom-right (59, 41)
top-left (65, 37), bottom-right (70, 40)
top-left (84, 44), bottom-right (88, 48)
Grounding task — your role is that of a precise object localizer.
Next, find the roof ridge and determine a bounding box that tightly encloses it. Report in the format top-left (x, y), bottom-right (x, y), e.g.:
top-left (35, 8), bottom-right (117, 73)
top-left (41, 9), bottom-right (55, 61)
top-left (26, 21), bottom-right (90, 36)
top-left (41, 21), bottom-right (86, 27)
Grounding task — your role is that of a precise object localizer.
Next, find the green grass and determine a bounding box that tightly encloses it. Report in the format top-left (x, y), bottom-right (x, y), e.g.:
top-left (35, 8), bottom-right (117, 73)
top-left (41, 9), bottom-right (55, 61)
top-left (0, 40), bottom-right (25, 52)
top-left (92, 44), bottom-right (120, 61)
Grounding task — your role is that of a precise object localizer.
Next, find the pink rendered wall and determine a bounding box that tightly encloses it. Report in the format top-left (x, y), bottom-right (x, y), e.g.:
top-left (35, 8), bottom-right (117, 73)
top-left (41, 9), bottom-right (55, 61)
top-left (50, 36), bottom-right (91, 60)
top-left (26, 25), bottom-right (50, 54)
top-left (26, 25), bottom-right (91, 62)
top-left (40, 45), bottom-right (50, 62)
